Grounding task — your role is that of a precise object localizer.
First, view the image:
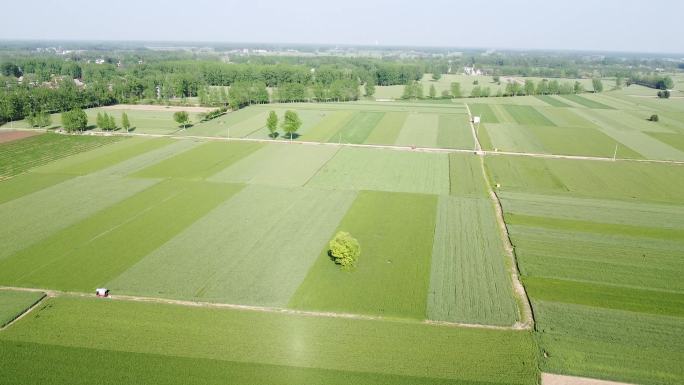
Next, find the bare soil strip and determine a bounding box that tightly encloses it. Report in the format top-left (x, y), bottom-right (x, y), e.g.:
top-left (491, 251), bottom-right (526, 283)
top-left (100, 104), bottom-right (214, 113)
top-left (0, 130), bottom-right (41, 144)
top-left (542, 373), bottom-right (635, 385)
top-left (0, 290), bottom-right (47, 330)
top-left (0, 286), bottom-right (528, 331)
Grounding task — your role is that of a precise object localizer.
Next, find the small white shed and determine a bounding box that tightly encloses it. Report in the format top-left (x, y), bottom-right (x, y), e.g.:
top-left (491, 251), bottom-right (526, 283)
top-left (95, 288), bottom-right (110, 297)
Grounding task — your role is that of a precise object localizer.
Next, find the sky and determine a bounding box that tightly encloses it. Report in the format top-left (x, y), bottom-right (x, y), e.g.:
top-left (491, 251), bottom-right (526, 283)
top-left (2, 0), bottom-right (683, 53)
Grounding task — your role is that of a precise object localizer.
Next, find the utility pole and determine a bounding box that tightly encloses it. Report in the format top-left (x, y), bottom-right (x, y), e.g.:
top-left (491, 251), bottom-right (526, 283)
top-left (613, 143), bottom-right (618, 161)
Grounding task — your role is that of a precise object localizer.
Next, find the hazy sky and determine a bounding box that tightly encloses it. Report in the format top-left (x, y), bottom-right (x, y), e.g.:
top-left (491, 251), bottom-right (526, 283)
top-left (3, 0), bottom-right (683, 53)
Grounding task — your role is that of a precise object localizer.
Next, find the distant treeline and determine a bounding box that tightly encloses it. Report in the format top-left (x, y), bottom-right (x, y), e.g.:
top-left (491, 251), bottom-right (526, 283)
top-left (627, 74), bottom-right (674, 90)
top-left (0, 55), bottom-right (426, 123)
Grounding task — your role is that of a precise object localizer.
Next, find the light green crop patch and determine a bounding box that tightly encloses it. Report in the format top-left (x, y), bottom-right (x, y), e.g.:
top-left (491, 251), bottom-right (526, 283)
top-left (306, 147), bottom-right (449, 195)
top-left (109, 185), bottom-right (355, 307)
top-left (208, 143), bottom-right (339, 187)
top-left (133, 140), bottom-right (264, 180)
top-left (0, 179), bottom-right (243, 291)
top-left (0, 296), bottom-right (539, 385)
top-left (428, 196), bottom-right (518, 325)
top-left (394, 113), bottom-right (439, 147)
top-left (0, 290), bottom-right (45, 327)
top-left (289, 190), bottom-right (437, 319)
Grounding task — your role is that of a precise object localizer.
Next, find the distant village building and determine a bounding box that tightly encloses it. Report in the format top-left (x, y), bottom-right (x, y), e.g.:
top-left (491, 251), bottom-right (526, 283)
top-left (464, 66), bottom-right (483, 76)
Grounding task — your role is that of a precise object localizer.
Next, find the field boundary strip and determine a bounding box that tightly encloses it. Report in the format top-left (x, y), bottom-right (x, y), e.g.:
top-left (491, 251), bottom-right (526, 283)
top-left (464, 104), bottom-right (482, 152)
top-left (0, 286), bottom-right (529, 331)
top-left (64, 130), bottom-right (684, 165)
top-left (465, 107), bottom-right (535, 330)
top-left (0, 290), bottom-right (48, 330)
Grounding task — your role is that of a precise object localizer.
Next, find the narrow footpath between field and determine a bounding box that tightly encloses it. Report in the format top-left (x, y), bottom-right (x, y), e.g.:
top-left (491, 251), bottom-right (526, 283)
top-left (48, 128), bottom-right (684, 166)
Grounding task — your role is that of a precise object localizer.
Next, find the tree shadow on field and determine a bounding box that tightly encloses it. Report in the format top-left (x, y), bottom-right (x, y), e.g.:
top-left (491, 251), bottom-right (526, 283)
top-left (268, 132), bottom-right (280, 139)
top-left (285, 132), bottom-right (300, 140)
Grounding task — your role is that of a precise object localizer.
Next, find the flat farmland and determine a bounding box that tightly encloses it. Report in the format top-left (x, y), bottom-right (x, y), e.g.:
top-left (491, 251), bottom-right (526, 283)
top-left (288, 190), bottom-right (438, 319)
top-left (428, 196), bottom-right (518, 325)
top-left (491, 154), bottom-right (684, 384)
top-left (109, 185), bottom-right (356, 306)
top-left (0, 296), bottom-right (539, 385)
top-left (305, 146), bottom-right (449, 195)
top-left (0, 290), bottom-right (45, 327)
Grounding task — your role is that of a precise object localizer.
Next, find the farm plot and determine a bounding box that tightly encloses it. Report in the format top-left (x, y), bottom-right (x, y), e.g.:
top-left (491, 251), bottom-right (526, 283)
top-left (301, 110), bottom-right (355, 142)
top-left (363, 111), bottom-right (407, 145)
top-left (484, 122), bottom-right (641, 157)
top-left (85, 108), bottom-right (184, 135)
top-left (289, 191), bottom-right (437, 319)
top-left (329, 111), bottom-right (384, 144)
top-left (571, 108), bottom-right (684, 160)
top-left (428, 195), bottom-right (518, 325)
top-left (0, 175), bottom-right (158, 261)
top-left (467, 103), bottom-right (499, 123)
top-left (502, 105), bottom-right (556, 126)
top-left (32, 137), bottom-right (176, 176)
top-left (208, 143), bottom-right (339, 187)
top-left (0, 296), bottom-right (539, 385)
top-left (133, 141), bottom-right (264, 180)
top-left (109, 185), bottom-right (355, 306)
top-left (436, 114), bottom-right (473, 149)
top-left (509, 223), bottom-right (684, 293)
top-left (534, 300), bottom-right (683, 385)
top-left (0, 290), bottom-right (45, 327)
top-left (558, 94), bottom-right (614, 109)
top-left (182, 108), bottom-right (264, 137)
top-left (534, 95), bottom-right (572, 108)
top-left (647, 132), bottom-right (684, 152)
top-left (394, 113), bottom-right (439, 148)
top-left (449, 153), bottom-right (488, 198)
top-left (0, 133), bottom-right (123, 179)
top-left (306, 147), bottom-right (449, 195)
top-left (485, 155), bottom-right (684, 204)
top-left (0, 172), bottom-right (73, 205)
top-left (0, 179), bottom-right (242, 292)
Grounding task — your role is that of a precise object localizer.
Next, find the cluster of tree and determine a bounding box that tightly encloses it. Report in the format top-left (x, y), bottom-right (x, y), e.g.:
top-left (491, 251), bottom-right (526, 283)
top-left (60, 108), bottom-right (88, 132)
top-left (657, 90), bottom-right (671, 99)
top-left (0, 79), bottom-right (114, 124)
top-left (312, 79), bottom-right (360, 101)
top-left (96, 112), bottom-right (117, 131)
top-left (227, 82), bottom-right (270, 109)
top-left (628, 74), bottom-right (674, 90)
top-left (26, 111), bottom-right (52, 127)
top-left (401, 81), bottom-right (424, 99)
top-left (198, 108), bottom-right (227, 122)
top-left (265, 110), bottom-right (302, 139)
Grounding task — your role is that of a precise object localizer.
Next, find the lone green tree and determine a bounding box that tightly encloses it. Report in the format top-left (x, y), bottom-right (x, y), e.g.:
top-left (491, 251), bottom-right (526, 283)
top-left (429, 84), bottom-right (436, 98)
top-left (61, 108), bottom-right (88, 133)
top-left (592, 78), bottom-right (604, 93)
top-left (122, 112), bottom-right (131, 132)
top-left (266, 110), bottom-right (278, 138)
top-left (173, 111), bottom-right (190, 129)
top-left (432, 72), bottom-right (442, 81)
top-left (282, 110), bottom-right (302, 139)
top-left (329, 231), bottom-right (360, 270)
